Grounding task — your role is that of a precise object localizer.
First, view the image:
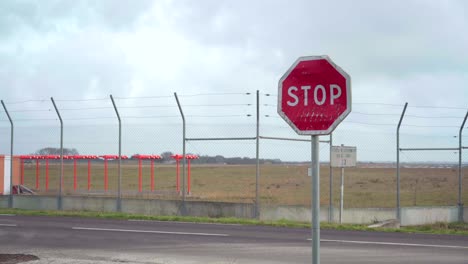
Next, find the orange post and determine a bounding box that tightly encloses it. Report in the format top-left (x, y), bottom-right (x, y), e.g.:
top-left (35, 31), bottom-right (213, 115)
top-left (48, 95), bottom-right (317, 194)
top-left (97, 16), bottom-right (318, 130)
top-left (138, 159), bottom-right (142, 193)
top-left (150, 160), bottom-right (154, 192)
top-left (104, 159), bottom-right (108, 192)
top-left (176, 159), bottom-right (180, 193)
top-left (20, 159), bottom-right (24, 185)
top-left (73, 159), bottom-right (77, 191)
top-left (36, 159), bottom-right (39, 189)
top-left (45, 159), bottom-right (49, 191)
top-left (187, 159), bottom-right (191, 195)
top-left (87, 160), bottom-right (91, 191)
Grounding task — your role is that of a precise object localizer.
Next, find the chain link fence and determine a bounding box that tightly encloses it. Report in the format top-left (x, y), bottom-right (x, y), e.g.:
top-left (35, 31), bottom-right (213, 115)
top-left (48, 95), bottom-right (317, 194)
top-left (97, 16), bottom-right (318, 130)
top-left (1, 93), bottom-right (467, 217)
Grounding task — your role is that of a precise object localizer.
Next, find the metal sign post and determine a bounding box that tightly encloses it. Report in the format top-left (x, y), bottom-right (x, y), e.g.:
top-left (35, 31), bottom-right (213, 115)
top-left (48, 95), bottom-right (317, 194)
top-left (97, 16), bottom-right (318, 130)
top-left (311, 135), bottom-right (320, 264)
top-left (339, 145), bottom-right (344, 224)
top-left (340, 166), bottom-right (344, 224)
top-left (331, 144), bottom-right (357, 224)
top-left (278, 56), bottom-right (351, 264)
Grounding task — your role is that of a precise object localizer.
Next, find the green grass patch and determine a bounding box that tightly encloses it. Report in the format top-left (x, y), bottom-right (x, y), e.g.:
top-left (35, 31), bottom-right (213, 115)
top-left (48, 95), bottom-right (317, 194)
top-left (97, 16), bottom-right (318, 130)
top-left (1, 208), bottom-right (467, 235)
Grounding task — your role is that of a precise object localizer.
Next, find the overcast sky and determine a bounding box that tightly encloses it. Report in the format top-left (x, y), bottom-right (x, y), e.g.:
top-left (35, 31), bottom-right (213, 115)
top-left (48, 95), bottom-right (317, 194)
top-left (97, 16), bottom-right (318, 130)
top-left (0, 0), bottom-right (467, 162)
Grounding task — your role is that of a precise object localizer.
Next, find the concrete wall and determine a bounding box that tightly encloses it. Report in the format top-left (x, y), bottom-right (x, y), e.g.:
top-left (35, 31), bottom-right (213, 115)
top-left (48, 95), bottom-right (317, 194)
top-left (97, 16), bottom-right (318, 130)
top-left (13, 195), bottom-right (58, 211)
top-left (400, 206), bottom-right (459, 226)
top-left (1, 196), bottom-right (254, 219)
top-left (122, 199), bottom-right (179, 215)
top-left (464, 207), bottom-right (467, 223)
top-left (261, 206), bottom-right (459, 226)
top-left (0, 196), bottom-right (8, 208)
top-left (259, 205), bottom-right (328, 222)
top-left (0, 195), bottom-right (466, 225)
top-left (341, 208), bottom-right (395, 224)
top-left (63, 196), bottom-right (117, 212)
top-left (184, 200), bottom-right (254, 218)
top-left (260, 206), bottom-right (395, 224)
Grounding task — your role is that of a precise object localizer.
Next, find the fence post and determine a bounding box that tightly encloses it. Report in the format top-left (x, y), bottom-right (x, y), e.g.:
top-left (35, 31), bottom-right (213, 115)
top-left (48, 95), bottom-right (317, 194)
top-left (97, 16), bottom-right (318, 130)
top-left (174, 93), bottom-right (186, 214)
top-left (255, 90), bottom-right (260, 219)
top-left (458, 110), bottom-right (468, 222)
top-left (329, 133), bottom-right (333, 222)
top-left (51, 97), bottom-right (63, 210)
top-left (110, 95), bottom-right (122, 212)
top-left (1, 100), bottom-right (14, 208)
top-left (396, 102), bottom-right (408, 222)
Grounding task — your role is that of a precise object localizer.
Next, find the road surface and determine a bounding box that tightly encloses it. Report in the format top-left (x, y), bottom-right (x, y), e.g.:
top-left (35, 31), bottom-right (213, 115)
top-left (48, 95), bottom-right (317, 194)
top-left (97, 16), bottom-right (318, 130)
top-left (0, 214), bottom-right (467, 263)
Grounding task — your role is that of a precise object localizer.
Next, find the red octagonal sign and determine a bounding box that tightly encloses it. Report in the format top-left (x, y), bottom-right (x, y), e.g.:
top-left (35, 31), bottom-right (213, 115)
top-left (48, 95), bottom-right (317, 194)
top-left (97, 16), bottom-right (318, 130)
top-left (278, 56), bottom-right (351, 135)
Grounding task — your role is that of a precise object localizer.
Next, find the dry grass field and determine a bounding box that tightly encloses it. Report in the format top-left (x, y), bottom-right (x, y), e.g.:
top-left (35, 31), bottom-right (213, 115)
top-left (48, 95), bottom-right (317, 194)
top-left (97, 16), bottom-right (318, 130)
top-left (21, 161), bottom-right (468, 208)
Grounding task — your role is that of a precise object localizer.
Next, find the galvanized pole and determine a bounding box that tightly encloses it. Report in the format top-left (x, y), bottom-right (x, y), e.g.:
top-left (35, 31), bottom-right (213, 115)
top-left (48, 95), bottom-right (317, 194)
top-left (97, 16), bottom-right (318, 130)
top-left (110, 95), bottom-right (122, 212)
top-left (1, 101), bottom-right (14, 208)
top-left (255, 90), bottom-right (260, 219)
top-left (396, 102), bottom-right (408, 222)
top-left (51, 97), bottom-right (63, 210)
top-left (329, 133), bottom-right (333, 222)
top-left (458, 110), bottom-right (468, 222)
top-left (311, 135), bottom-right (320, 264)
top-left (339, 144), bottom-right (344, 224)
top-left (340, 167), bottom-right (344, 224)
top-left (174, 93), bottom-right (186, 211)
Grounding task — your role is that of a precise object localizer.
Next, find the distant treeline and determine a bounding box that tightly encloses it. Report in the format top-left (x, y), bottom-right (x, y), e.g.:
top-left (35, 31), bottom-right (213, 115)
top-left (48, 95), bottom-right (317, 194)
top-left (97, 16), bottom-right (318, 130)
top-left (34, 148), bottom-right (283, 165)
top-left (190, 155), bottom-right (282, 165)
top-left (35, 147), bottom-right (79, 155)
top-left (157, 152), bottom-right (283, 165)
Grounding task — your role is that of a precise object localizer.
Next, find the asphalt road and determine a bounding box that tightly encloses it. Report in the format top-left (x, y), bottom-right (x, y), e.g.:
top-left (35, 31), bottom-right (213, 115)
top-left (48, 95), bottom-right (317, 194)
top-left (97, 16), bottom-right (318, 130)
top-left (0, 214), bottom-right (467, 264)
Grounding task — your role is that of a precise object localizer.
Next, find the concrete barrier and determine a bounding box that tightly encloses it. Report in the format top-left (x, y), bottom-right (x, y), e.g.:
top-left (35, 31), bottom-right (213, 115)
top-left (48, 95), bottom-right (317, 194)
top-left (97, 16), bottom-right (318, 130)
top-left (185, 200), bottom-right (254, 218)
top-left (0, 196), bottom-right (7, 208)
top-left (63, 196), bottom-right (117, 212)
top-left (0, 195), bottom-right (465, 225)
top-left (259, 205), bottom-right (328, 222)
top-left (401, 206), bottom-right (458, 226)
top-left (464, 207), bottom-right (468, 223)
top-left (13, 195), bottom-right (57, 211)
top-left (260, 206), bottom-right (395, 224)
top-left (121, 199), bottom-right (254, 218)
top-left (342, 208), bottom-right (395, 224)
top-left (122, 199), bottom-right (181, 216)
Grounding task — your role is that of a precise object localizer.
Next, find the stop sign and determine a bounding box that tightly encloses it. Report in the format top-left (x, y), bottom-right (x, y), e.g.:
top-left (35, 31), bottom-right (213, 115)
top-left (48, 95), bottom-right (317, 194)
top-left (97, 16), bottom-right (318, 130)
top-left (277, 56), bottom-right (351, 135)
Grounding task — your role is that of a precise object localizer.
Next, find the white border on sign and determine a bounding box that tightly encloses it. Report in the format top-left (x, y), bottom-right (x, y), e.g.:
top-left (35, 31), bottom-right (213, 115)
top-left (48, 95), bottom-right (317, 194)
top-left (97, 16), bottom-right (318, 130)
top-left (277, 55), bottom-right (352, 135)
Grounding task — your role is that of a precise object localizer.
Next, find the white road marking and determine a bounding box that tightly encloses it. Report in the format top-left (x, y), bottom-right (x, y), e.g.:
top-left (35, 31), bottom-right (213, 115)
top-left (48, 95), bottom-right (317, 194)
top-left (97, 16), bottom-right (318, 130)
top-left (308, 239), bottom-right (468, 249)
top-left (0, 223), bottom-right (17, 227)
top-left (0, 214), bottom-right (16, 216)
top-left (72, 227), bottom-right (229, 237)
top-left (128, 219), bottom-right (242, 226)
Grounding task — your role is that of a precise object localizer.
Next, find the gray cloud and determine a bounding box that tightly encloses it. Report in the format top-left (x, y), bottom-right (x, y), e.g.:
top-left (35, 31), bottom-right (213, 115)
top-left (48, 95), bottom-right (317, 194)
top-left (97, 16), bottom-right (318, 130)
top-left (168, 0), bottom-right (468, 77)
top-left (1, 30), bottom-right (133, 100)
top-left (0, 0), bottom-right (466, 161)
top-left (0, 0), bottom-right (153, 39)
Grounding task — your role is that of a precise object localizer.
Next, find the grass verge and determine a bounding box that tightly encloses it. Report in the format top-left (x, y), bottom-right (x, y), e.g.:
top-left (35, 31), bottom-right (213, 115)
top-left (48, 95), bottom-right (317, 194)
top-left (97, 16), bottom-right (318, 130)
top-left (1, 208), bottom-right (467, 235)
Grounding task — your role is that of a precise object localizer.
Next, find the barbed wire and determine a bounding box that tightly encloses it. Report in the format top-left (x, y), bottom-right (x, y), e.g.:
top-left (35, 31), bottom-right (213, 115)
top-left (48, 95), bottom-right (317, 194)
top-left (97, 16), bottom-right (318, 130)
top-left (7, 109), bottom-right (52, 113)
top-left (343, 121), bottom-right (394, 126)
top-left (178, 92), bottom-right (252, 97)
top-left (352, 111), bottom-right (464, 119)
top-left (3, 99), bottom-right (50, 105)
top-left (409, 105), bottom-right (467, 110)
top-left (262, 100), bottom-right (466, 110)
top-left (54, 98), bottom-right (109, 102)
top-left (12, 114), bottom-right (253, 121)
top-left (4, 103), bottom-right (253, 113)
top-left (113, 95), bottom-right (173, 100)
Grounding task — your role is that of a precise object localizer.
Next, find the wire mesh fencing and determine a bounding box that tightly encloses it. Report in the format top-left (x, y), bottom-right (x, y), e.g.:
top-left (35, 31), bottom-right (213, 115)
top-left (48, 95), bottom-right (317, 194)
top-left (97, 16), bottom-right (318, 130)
top-left (0, 92), bottom-right (466, 213)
